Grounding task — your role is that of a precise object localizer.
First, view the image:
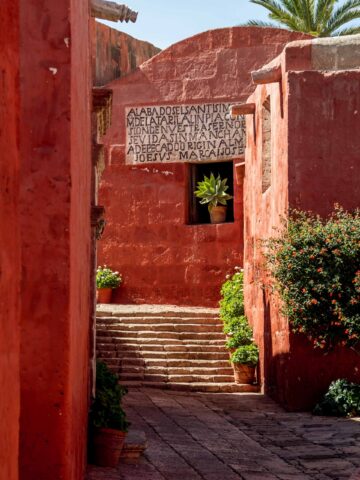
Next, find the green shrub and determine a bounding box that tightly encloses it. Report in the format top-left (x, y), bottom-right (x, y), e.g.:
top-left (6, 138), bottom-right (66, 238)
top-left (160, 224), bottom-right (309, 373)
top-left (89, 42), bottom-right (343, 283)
top-left (266, 207), bottom-right (360, 350)
top-left (231, 344), bottom-right (259, 366)
top-left (220, 269), bottom-right (258, 359)
top-left (220, 268), bottom-right (245, 323)
top-left (194, 173), bottom-right (233, 212)
top-left (96, 266), bottom-right (122, 289)
top-left (91, 361), bottom-right (129, 431)
top-left (314, 379), bottom-right (360, 417)
top-left (224, 317), bottom-right (253, 349)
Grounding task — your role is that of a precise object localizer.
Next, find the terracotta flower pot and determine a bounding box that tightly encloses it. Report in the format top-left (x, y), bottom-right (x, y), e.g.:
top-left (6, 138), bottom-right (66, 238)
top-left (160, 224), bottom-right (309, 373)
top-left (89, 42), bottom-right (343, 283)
top-left (93, 427), bottom-right (127, 467)
top-left (232, 363), bottom-right (256, 384)
top-left (210, 206), bottom-right (227, 224)
top-left (96, 288), bottom-right (113, 304)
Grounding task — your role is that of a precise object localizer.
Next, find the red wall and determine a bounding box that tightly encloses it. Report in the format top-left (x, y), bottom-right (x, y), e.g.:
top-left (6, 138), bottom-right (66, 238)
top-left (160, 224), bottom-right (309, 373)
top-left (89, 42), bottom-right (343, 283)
top-left (19, 0), bottom-right (91, 478)
top-left (98, 27), bottom-right (308, 307)
top-left (0, 1), bottom-right (20, 478)
top-left (91, 20), bottom-right (160, 86)
top-left (244, 46), bottom-right (360, 410)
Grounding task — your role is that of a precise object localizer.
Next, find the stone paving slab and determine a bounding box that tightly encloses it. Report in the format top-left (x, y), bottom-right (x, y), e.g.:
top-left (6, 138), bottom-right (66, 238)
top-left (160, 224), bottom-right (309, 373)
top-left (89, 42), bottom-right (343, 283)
top-left (87, 388), bottom-right (360, 480)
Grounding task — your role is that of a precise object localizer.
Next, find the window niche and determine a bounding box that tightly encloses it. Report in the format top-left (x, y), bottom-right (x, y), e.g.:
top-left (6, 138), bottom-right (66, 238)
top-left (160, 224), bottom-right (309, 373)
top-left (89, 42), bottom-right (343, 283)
top-left (188, 161), bottom-right (234, 225)
top-left (262, 97), bottom-right (272, 193)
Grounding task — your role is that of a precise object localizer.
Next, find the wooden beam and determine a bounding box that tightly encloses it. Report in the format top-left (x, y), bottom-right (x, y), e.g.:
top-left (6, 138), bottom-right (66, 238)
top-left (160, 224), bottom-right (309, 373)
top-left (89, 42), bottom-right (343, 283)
top-left (91, 0), bottom-right (138, 23)
top-left (251, 65), bottom-right (282, 85)
top-left (230, 103), bottom-right (255, 118)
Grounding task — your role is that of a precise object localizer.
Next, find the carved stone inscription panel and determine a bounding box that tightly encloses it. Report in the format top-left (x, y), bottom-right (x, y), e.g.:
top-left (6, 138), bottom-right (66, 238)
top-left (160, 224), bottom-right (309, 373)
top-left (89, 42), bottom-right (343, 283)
top-left (125, 103), bottom-right (245, 164)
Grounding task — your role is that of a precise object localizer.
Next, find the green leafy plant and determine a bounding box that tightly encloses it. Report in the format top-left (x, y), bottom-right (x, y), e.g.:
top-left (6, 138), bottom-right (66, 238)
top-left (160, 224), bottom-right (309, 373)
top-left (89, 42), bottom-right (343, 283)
top-left (91, 361), bottom-right (129, 431)
top-left (220, 268), bottom-right (259, 358)
top-left (230, 344), bottom-right (259, 366)
top-left (265, 207), bottom-right (360, 350)
top-left (224, 316), bottom-right (254, 350)
top-left (96, 266), bottom-right (122, 289)
top-left (314, 379), bottom-right (360, 417)
top-left (220, 268), bottom-right (245, 323)
top-left (194, 173), bottom-right (233, 212)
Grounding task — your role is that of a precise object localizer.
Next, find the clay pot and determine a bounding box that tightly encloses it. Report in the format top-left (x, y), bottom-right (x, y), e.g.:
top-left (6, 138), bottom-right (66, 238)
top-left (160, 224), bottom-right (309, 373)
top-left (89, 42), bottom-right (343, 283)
top-left (96, 288), bottom-right (112, 304)
top-left (232, 363), bottom-right (256, 384)
top-left (93, 427), bottom-right (127, 467)
top-left (209, 206), bottom-right (227, 224)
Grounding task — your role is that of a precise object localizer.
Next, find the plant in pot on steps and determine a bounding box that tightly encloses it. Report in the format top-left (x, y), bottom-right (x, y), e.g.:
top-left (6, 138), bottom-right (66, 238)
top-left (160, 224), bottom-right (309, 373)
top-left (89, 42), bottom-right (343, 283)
top-left (96, 265), bottom-right (122, 304)
top-left (194, 172), bottom-right (233, 224)
top-left (230, 343), bottom-right (259, 384)
top-left (90, 361), bottom-right (130, 467)
top-left (220, 268), bottom-right (259, 384)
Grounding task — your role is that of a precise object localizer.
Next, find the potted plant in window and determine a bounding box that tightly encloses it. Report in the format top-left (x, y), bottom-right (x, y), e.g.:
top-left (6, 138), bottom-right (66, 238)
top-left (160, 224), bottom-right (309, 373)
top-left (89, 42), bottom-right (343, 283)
top-left (194, 173), bottom-right (233, 224)
top-left (96, 266), bottom-right (122, 304)
top-left (90, 361), bottom-right (130, 467)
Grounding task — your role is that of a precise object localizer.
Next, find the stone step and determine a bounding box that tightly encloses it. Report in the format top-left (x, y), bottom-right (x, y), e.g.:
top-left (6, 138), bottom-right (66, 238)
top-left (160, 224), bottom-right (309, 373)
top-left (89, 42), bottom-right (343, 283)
top-left (119, 351), bottom-right (230, 360)
top-left (119, 381), bottom-right (259, 393)
top-left (97, 323), bottom-right (223, 333)
top-left (97, 337), bottom-right (226, 346)
top-left (97, 329), bottom-right (225, 340)
top-left (97, 316), bottom-right (221, 325)
top-left (97, 345), bottom-right (228, 357)
top-left (97, 305), bottom-right (219, 319)
top-left (120, 373), bottom-right (236, 383)
top-left (122, 366), bottom-right (234, 376)
top-left (120, 358), bottom-right (231, 368)
top-left (98, 351), bottom-right (229, 361)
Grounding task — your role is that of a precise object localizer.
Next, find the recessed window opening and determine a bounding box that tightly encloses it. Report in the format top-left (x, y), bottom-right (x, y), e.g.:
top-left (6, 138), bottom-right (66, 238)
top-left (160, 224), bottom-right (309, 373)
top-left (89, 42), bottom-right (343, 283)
top-left (188, 161), bottom-right (234, 225)
top-left (262, 97), bottom-right (271, 193)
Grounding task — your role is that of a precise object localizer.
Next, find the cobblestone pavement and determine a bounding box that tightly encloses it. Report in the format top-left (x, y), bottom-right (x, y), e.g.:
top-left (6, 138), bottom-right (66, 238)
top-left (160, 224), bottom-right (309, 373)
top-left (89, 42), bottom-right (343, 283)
top-left (87, 388), bottom-right (360, 480)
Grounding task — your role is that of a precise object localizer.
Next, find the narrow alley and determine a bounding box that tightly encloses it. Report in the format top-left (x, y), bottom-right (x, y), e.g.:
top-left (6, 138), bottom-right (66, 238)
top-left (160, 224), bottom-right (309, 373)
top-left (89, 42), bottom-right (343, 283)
top-left (87, 388), bottom-right (360, 480)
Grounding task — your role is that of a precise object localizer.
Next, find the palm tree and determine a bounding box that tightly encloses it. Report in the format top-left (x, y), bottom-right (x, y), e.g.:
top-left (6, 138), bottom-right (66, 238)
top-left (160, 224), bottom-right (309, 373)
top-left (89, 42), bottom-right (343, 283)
top-left (246, 0), bottom-right (360, 36)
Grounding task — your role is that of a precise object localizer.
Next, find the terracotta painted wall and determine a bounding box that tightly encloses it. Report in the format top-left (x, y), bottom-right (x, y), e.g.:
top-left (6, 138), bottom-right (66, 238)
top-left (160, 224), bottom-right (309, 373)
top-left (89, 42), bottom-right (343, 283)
top-left (19, 0), bottom-right (91, 478)
top-left (98, 27), bottom-right (308, 307)
top-left (92, 21), bottom-right (160, 86)
top-left (244, 42), bottom-right (360, 411)
top-left (0, 1), bottom-right (20, 479)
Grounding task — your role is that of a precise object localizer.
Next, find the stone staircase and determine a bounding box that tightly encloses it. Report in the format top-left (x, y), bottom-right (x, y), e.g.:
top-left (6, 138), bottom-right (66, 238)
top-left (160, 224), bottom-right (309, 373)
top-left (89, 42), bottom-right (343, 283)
top-left (96, 304), bottom-right (258, 393)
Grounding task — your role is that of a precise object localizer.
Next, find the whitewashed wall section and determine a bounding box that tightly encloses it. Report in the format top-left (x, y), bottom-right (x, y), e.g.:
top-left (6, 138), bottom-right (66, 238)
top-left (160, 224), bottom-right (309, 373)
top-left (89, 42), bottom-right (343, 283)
top-left (125, 103), bottom-right (246, 164)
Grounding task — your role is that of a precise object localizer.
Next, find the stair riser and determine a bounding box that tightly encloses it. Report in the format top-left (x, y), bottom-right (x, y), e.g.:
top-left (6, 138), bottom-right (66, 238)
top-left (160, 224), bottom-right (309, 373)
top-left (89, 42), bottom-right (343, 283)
top-left (97, 345), bottom-right (228, 355)
top-left (97, 337), bottom-right (226, 346)
top-left (120, 373), bottom-right (235, 383)
top-left (97, 324), bottom-right (223, 333)
top-left (122, 367), bottom-right (234, 376)
top-left (111, 358), bottom-right (231, 368)
top-left (97, 311), bottom-right (219, 319)
top-left (97, 330), bottom-right (224, 340)
top-left (97, 316), bottom-right (221, 325)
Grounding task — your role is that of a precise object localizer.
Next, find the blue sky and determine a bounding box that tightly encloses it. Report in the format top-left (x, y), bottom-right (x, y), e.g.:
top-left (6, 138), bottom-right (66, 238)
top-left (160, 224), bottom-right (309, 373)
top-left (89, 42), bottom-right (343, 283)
top-left (99, 0), bottom-right (271, 49)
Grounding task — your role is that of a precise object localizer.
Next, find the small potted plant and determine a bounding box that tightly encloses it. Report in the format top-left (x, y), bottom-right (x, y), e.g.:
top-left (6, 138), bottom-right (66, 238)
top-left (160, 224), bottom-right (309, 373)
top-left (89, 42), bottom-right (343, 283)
top-left (90, 361), bottom-right (130, 467)
top-left (230, 344), bottom-right (259, 384)
top-left (194, 173), bottom-right (233, 224)
top-left (96, 266), bottom-right (122, 304)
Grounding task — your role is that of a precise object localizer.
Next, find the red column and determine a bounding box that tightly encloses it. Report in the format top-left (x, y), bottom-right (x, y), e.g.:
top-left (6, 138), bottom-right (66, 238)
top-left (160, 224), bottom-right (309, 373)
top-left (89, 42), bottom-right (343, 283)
top-left (0, 2), bottom-right (21, 479)
top-left (18, 0), bottom-right (92, 478)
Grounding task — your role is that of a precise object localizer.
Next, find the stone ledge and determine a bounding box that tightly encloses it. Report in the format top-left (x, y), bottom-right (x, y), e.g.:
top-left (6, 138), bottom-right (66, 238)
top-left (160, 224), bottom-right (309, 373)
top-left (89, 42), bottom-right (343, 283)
top-left (120, 429), bottom-right (147, 464)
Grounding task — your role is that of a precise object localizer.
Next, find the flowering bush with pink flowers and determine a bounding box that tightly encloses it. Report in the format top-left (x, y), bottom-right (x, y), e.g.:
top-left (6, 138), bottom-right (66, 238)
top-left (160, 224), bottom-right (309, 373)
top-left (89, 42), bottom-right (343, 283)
top-left (266, 207), bottom-right (360, 350)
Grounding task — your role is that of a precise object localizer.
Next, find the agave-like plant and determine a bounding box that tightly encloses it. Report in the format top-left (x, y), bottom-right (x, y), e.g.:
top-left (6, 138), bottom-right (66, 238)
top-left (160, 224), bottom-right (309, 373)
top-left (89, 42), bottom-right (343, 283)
top-left (246, 0), bottom-right (360, 36)
top-left (194, 173), bottom-right (233, 212)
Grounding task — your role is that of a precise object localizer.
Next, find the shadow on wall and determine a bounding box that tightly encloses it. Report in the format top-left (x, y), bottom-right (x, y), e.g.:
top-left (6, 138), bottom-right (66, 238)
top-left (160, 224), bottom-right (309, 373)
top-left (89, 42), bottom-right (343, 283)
top-left (265, 333), bottom-right (360, 411)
